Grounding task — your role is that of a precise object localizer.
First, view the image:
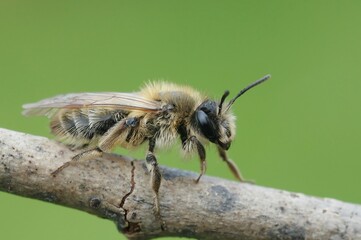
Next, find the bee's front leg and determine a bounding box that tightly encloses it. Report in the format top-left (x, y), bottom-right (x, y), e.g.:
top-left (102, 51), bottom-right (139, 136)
top-left (178, 125), bottom-right (207, 183)
top-left (189, 136), bottom-right (207, 183)
top-left (181, 136), bottom-right (207, 183)
top-left (217, 146), bottom-right (245, 182)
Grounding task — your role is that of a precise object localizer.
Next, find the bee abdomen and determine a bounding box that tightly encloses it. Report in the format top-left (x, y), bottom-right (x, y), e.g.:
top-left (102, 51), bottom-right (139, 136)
top-left (51, 109), bottom-right (127, 143)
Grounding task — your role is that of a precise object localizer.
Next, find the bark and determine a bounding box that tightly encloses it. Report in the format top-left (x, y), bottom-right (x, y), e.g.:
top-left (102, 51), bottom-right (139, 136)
top-left (0, 128), bottom-right (360, 240)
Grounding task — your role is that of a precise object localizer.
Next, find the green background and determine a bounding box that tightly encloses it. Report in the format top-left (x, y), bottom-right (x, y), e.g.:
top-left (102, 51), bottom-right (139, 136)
top-left (1, 1), bottom-right (360, 239)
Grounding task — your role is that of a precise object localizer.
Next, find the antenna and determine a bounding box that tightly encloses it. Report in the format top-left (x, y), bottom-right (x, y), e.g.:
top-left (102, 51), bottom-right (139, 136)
top-left (225, 74), bottom-right (271, 111)
top-left (218, 90), bottom-right (230, 115)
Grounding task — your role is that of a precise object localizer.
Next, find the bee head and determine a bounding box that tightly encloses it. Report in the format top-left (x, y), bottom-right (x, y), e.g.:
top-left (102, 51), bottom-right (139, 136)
top-left (194, 74), bottom-right (271, 150)
top-left (194, 98), bottom-right (235, 150)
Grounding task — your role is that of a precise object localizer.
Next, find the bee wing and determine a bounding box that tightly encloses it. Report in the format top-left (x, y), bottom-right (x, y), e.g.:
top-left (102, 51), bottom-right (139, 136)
top-left (23, 92), bottom-right (162, 117)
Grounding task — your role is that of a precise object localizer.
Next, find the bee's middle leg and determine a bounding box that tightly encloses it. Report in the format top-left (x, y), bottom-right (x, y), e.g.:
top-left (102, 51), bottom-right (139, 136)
top-left (145, 138), bottom-right (162, 218)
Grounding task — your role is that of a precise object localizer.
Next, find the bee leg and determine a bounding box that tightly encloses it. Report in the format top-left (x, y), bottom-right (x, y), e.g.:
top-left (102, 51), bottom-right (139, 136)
top-left (217, 146), bottom-right (245, 182)
top-left (191, 136), bottom-right (207, 183)
top-left (178, 125), bottom-right (207, 183)
top-left (51, 147), bottom-right (103, 176)
top-left (146, 152), bottom-right (161, 213)
top-left (145, 138), bottom-right (164, 228)
top-left (98, 118), bottom-right (129, 150)
top-left (52, 119), bottom-right (128, 177)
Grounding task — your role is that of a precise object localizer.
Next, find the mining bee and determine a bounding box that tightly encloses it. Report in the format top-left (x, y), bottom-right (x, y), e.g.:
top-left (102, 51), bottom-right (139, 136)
top-left (23, 74), bottom-right (270, 222)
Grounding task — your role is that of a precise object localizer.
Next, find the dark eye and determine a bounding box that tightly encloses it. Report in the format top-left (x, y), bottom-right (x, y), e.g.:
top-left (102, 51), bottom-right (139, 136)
top-left (195, 110), bottom-right (218, 142)
top-left (199, 101), bottom-right (217, 114)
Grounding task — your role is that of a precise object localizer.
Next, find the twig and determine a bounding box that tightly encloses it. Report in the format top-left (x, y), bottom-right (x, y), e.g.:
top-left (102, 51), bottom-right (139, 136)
top-left (0, 128), bottom-right (360, 240)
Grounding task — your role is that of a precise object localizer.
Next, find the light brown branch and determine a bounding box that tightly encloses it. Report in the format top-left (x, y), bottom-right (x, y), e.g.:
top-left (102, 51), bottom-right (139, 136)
top-left (0, 128), bottom-right (360, 239)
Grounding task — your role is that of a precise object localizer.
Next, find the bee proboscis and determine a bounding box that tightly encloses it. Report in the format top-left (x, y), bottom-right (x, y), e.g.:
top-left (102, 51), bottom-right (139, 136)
top-left (23, 74), bottom-right (270, 224)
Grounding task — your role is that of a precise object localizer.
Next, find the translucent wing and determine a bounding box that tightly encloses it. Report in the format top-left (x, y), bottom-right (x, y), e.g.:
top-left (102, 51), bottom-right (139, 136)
top-left (23, 92), bottom-right (162, 117)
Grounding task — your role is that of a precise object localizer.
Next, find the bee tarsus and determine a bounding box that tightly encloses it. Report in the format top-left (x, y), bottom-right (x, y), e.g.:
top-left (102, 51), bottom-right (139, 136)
top-left (51, 147), bottom-right (103, 177)
top-left (217, 146), bottom-right (244, 182)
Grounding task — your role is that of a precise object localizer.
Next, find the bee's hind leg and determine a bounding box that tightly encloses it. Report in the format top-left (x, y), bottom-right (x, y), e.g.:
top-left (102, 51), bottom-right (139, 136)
top-left (51, 147), bottom-right (103, 176)
top-left (52, 119), bottom-right (128, 177)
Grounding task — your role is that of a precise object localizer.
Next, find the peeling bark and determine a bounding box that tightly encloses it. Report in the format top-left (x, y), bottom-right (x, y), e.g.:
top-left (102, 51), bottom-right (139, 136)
top-left (0, 128), bottom-right (361, 240)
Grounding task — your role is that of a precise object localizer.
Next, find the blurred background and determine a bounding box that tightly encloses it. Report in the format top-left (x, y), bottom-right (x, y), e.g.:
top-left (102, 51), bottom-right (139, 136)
top-left (0, 1), bottom-right (360, 239)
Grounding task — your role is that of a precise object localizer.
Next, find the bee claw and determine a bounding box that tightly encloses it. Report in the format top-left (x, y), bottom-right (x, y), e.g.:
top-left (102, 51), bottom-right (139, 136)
top-left (194, 174), bottom-right (202, 184)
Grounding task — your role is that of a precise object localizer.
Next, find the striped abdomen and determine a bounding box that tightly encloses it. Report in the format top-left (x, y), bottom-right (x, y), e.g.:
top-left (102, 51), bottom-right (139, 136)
top-left (50, 108), bottom-right (127, 147)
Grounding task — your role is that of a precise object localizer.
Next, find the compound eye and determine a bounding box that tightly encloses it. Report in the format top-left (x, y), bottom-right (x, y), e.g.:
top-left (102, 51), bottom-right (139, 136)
top-left (195, 110), bottom-right (218, 142)
top-left (199, 101), bottom-right (217, 115)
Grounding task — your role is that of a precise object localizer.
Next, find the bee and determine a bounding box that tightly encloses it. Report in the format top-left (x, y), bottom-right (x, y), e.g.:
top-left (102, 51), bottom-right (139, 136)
top-left (22, 74), bottom-right (270, 220)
